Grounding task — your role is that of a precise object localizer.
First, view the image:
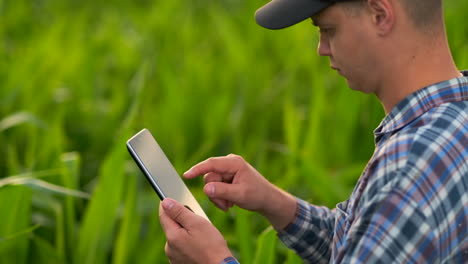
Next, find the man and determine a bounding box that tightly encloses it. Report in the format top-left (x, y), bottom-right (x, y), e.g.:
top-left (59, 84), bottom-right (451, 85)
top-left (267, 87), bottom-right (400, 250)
top-left (159, 0), bottom-right (468, 263)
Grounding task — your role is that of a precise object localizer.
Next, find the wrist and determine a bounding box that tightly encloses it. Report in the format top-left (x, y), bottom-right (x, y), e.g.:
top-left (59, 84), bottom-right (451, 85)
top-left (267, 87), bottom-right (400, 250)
top-left (259, 184), bottom-right (297, 231)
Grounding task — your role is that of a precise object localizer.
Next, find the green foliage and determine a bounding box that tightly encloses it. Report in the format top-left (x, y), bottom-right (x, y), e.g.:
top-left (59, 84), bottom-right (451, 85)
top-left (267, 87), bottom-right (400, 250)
top-left (253, 227), bottom-right (276, 264)
top-left (0, 0), bottom-right (467, 263)
top-left (0, 186), bottom-right (32, 264)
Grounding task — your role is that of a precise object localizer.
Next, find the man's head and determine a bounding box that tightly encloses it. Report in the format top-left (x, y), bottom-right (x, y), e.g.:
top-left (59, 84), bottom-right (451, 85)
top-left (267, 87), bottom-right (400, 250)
top-left (256, 0), bottom-right (453, 112)
top-left (255, 0), bottom-right (443, 32)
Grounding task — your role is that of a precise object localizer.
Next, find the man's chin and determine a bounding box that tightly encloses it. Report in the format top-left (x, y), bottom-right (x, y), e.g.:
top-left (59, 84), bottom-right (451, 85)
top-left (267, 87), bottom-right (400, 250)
top-left (346, 80), bottom-right (372, 94)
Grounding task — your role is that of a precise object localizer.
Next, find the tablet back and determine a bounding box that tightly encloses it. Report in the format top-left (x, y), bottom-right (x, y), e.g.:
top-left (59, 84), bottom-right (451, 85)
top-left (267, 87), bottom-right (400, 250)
top-left (127, 129), bottom-right (209, 221)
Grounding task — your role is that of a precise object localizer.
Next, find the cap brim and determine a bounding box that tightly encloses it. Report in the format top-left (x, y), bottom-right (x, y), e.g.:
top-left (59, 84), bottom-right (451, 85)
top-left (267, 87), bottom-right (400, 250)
top-left (255, 0), bottom-right (332, 30)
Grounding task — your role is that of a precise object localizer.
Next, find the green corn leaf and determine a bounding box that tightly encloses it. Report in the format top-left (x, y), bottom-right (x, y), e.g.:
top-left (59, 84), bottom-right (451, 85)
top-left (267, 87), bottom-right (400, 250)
top-left (0, 176), bottom-right (89, 199)
top-left (0, 224), bottom-right (40, 243)
top-left (284, 249), bottom-right (303, 264)
top-left (235, 208), bottom-right (254, 263)
top-left (60, 152), bottom-right (81, 262)
top-left (75, 140), bottom-right (128, 264)
top-left (0, 112), bottom-right (47, 132)
top-left (253, 226), bottom-right (277, 264)
top-left (0, 186), bottom-right (33, 264)
top-left (112, 172), bottom-right (140, 264)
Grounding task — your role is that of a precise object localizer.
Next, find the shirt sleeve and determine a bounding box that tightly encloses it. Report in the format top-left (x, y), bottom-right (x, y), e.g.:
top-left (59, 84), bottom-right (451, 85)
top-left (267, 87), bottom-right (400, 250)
top-left (336, 186), bottom-right (439, 263)
top-left (220, 256), bottom-right (239, 264)
top-left (277, 198), bottom-right (337, 264)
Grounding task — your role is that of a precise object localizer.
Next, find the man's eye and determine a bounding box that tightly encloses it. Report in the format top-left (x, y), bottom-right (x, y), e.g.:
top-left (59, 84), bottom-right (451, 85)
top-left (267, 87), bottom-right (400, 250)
top-left (320, 28), bottom-right (333, 34)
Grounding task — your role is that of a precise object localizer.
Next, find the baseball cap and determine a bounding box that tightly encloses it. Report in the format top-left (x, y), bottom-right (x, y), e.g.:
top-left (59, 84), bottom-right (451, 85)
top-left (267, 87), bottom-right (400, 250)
top-left (255, 0), bottom-right (346, 29)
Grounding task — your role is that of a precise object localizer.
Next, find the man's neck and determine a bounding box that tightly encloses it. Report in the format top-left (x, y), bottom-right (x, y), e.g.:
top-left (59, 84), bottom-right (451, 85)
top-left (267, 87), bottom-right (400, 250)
top-left (376, 35), bottom-right (461, 114)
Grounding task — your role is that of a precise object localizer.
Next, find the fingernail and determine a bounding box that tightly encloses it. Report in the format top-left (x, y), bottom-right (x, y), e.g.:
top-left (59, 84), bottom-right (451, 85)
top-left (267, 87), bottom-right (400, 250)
top-left (162, 199), bottom-right (174, 210)
top-left (208, 184), bottom-right (215, 197)
top-left (183, 168), bottom-right (192, 176)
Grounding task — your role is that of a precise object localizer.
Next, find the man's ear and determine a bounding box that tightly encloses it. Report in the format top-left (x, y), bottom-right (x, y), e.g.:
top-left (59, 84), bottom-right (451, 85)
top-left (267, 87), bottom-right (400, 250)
top-left (367, 0), bottom-right (395, 36)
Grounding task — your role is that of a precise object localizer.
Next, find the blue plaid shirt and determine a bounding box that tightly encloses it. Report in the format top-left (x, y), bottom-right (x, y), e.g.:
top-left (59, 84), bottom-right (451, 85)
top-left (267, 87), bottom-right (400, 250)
top-left (278, 72), bottom-right (468, 263)
top-left (221, 257), bottom-right (239, 264)
top-left (222, 72), bottom-right (468, 264)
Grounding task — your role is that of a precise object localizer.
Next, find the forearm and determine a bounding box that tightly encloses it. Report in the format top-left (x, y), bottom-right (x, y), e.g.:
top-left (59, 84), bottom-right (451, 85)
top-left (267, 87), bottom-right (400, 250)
top-left (259, 184), bottom-right (298, 231)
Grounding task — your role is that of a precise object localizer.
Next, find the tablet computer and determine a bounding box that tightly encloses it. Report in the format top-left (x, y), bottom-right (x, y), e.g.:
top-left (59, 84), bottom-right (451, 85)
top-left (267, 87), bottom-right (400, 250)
top-left (126, 128), bottom-right (210, 221)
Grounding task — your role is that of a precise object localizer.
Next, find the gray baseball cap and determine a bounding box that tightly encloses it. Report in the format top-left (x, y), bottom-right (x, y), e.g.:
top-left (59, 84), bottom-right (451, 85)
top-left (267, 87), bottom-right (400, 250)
top-left (255, 0), bottom-right (342, 29)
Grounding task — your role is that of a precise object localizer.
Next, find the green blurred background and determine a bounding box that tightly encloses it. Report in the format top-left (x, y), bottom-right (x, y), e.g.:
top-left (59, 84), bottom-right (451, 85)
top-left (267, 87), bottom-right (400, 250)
top-left (0, 0), bottom-right (466, 263)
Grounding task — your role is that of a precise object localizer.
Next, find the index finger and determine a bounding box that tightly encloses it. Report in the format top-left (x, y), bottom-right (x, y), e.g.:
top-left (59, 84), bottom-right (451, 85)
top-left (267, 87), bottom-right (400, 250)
top-left (183, 154), bottom-right (245, 180)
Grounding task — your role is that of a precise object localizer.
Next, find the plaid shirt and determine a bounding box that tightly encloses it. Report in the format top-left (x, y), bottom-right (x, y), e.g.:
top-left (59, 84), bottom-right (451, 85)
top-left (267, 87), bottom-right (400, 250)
top-left (221, 257), bottom-right (239, 264)
top-left (276, 72), bottom-right (468, 263)
top-left (220, 73), bottom-right (468, 264)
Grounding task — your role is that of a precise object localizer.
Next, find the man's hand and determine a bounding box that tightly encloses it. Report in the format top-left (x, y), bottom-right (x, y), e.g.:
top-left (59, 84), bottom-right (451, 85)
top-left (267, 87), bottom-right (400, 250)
top-left (184, 154), bottom-right (297, 231)
top-left (159, 198), bottom-right (233, 264)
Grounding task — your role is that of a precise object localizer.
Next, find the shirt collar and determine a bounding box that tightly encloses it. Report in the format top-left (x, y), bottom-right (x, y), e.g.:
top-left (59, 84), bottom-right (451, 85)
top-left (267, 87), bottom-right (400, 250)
top-left (374, 71), bottom-right (468, 142)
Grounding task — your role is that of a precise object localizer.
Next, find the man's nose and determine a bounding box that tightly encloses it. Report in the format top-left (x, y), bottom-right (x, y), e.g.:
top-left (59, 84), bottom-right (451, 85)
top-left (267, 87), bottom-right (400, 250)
top-left (317, 39), bottom-right (331, 56)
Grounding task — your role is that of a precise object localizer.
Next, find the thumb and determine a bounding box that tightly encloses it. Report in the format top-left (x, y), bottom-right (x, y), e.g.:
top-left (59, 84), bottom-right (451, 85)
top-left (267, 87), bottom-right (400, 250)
top-left (204, 182), bottom-right (243, 204)
top-left (161, 198), bottom-right (196, 228)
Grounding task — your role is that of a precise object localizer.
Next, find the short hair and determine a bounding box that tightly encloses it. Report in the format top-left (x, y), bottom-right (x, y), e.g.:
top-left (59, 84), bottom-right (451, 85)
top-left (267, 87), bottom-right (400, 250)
top-left (343, 0), bottom-right (444, 32)
top-left (399, 0), bottom-right (443, 30)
